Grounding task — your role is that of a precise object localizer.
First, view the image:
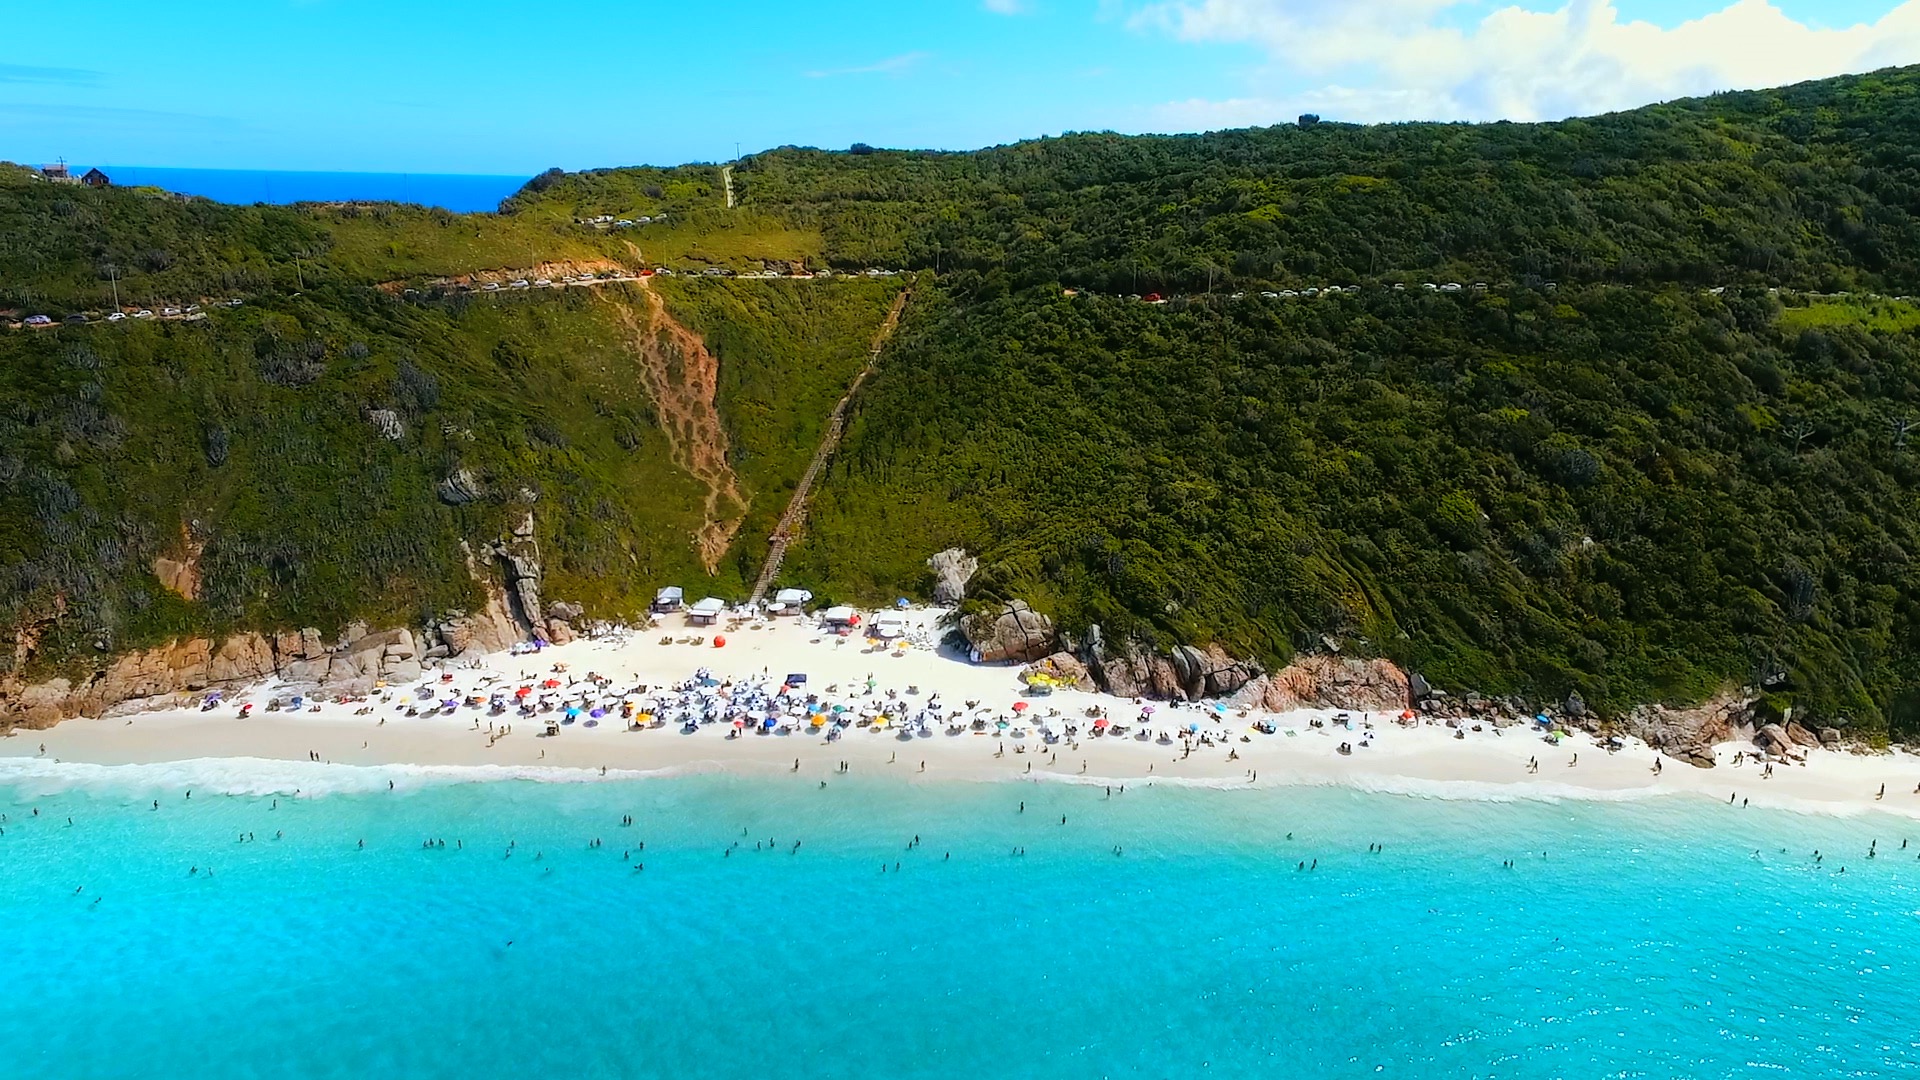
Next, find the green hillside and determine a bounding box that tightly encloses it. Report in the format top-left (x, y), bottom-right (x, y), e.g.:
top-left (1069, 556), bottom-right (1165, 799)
top-left (8, 66), bottom-right (1920, 739)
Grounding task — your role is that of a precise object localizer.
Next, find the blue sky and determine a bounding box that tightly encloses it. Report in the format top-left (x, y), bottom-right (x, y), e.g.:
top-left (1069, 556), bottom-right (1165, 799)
top-left (3, 0), bottom-right (1918, 175)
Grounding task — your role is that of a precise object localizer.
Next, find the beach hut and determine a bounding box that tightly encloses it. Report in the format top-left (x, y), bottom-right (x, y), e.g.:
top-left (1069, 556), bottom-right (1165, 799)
top-left (652, 586), bottom-right (685, 613)
top-left (768, 587), bottom-right (813, 616)
top-left (687, 597), bottom-right (727, 626)
top-left (820, 605), bottom-right (858, 628)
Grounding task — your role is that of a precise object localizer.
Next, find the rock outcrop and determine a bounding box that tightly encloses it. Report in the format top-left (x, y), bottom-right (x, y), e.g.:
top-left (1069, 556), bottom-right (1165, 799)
top-left (1019, 652), bottom-right (1097, 692)
top-left (487, 507), bottom-right (545, 639)
top-left (0, 624), bottom-right (439, 729)
top-left (926, 548), bottom-right (979, 605)
top-left (1614, 695), bottom-right (1749, 768)
top-left (367, 408), bottom-right (405, 440)
top-left (961, 600), bottom-right (1055, 664)
top-left (437, 466), bottom-right (485, 505)
top-left (1229, 655), bottom-right (1411, 713)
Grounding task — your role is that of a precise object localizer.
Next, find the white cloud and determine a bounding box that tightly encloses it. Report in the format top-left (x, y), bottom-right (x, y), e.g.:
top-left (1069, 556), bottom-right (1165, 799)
top-left (984, 0), bottom-right (1029, 12)
top-left (1131, 0), bottom-right (1920, 127)
top-left (804, 52), bottom-right (931, 79)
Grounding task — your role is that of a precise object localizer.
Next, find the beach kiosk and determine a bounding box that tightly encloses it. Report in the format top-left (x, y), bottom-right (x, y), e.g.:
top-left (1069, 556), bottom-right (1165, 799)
top-left (870, 612), bottom-right (909, 640)
top-left (820, 605), bottom-right (858, 630)
top-left (768, 587), bottom-right (813, 616)
top-left (687, 597), bottom-right (727, 626)
top-left (652, 586), bottom-right (685, 613)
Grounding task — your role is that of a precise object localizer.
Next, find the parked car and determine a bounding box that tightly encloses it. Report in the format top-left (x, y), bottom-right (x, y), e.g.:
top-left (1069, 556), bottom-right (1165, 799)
top-left (226, 298), bottom-right (244, 307)
top-left (24, 315), bottom-right (52, 326)
top-left (64, 314), bottom-right (88, 324)
top-left (483, 282), bottom-right (501, 292)
top-left (162, 307), bottom-right (182, 316)
top-left (510, 280), bottom-right (530, 289)
top-left (133, 309), bottom-right (154, 319)
top-left (106, 312), bottom-right (128, 322)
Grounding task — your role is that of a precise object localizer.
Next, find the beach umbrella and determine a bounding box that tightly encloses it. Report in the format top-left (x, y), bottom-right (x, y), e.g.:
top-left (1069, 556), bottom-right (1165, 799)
top-left (1011, 701), bottom-right (1030, 713)
top-left (543, 678), bottom-right (561, 689)
top-left (1141, 705), bottom-right (1156, 715)
top-left (515, 686), bottom-right (532, 698)
top-left (1213, 702), bottom-right (1228, 714)
top-left (1093, 718), bottom-right (1109, 729)
top-left (1399, 710), bottom-right (1416, 720)
top-left (590, 708), bottom-right (606, 718)
top-left (996, 719), bottom-right (1009, 731)
top-left (1189, 722), bottom-right (1200, 733)
top-left (713, 636), bottom-right (726, 648)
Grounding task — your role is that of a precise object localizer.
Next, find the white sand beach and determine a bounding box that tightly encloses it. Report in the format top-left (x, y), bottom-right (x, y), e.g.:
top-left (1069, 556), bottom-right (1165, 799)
top-left (5, 608), bottom-right (1918, 818)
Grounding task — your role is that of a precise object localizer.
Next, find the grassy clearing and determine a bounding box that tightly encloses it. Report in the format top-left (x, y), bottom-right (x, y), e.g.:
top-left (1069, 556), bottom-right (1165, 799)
top-left (1777, 299), bottom-right (1920, 333)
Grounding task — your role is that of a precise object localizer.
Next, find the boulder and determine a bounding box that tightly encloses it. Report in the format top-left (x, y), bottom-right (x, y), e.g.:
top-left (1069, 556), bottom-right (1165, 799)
top-left (1096, 651), bottom-right (1185, 700)
top-left (1786, 721), bottom-right (1822, 749)
top-left (1615, 695), bottom-right (1746, 769)
top-left (547, 600), bottom-right (585, 625)
top-left (1756, 723), bottom-right (1805, 760)
top-left (383, 658), bottom-right (423, 684)
top-left (1409, 672), bottom-right (1433, 700)
top-left (1230, 655), bottom-right (1411, 713)
top-left (1167, 643), bottom-right (1259, 699)
top-left (926, 548), bottom-right (979, 605)
top-left (1819, 727), bottom-right (1842, 747)
top-left (1020, 652), bottom-right (1097, 692)
top-left (1564, 691), bottom-right (1586, 718)
top-left (433, 616), bottom-right (474, 655)
top-left (545, 619), bottom-right (576, 646)
top-left (962, 601), bottom-right (1055, 665)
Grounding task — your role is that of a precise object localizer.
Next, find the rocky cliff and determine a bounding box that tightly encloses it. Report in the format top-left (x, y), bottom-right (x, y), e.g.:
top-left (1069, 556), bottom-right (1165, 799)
top-left (0, 598), bottom-right (532, 731)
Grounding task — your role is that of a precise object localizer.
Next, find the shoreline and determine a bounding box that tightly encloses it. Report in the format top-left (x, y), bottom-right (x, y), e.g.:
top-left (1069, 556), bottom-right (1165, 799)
top-left (4, 610), bottom-right (1917, 819)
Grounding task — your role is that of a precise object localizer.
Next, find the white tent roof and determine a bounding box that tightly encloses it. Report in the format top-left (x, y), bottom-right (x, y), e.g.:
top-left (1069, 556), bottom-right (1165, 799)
top-left (821, 605), bottom-right (857, 623)
top-left (655, 586), bottom-right (684, 603)
top-left (772, 588), bottom-right (813, 605)
top-left (690, 596), bottom-right (727, 615)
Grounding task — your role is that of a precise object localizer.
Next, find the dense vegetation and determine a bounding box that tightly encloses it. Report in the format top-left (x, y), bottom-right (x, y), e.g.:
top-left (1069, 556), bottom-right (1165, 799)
top-left (789, 284), bottom-right (1920, 738)
top-left (8, 66), bottom-right (1920, 739)
top-left (0, 279), bottom-right (901, 669)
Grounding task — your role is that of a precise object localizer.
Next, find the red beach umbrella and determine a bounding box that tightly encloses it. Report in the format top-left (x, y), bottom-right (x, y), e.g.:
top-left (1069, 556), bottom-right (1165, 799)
top-left (515, 686), bottom-right (532, 697)
top-left (1011, 701), bottom-right (1029, 713)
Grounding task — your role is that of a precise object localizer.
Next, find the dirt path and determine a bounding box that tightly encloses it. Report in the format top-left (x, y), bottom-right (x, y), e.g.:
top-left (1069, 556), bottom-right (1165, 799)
top-left (747, 288), bottom-right (911, 604)
top-left (603, 286), bottom-right (748, 572)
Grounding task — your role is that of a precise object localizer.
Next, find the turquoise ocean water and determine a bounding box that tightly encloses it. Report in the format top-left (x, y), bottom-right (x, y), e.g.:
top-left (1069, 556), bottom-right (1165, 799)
top-left (3, 768), bottom-right (1917, 1079)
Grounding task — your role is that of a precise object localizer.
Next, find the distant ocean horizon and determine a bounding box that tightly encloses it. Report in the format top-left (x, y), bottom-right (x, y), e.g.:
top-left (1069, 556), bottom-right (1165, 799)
top-left (82, 166), bottom-right (532, 213)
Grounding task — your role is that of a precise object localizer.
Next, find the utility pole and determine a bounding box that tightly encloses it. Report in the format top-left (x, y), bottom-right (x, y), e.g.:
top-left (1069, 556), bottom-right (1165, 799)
top-left (109, 267), bottom-right (120, 311)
